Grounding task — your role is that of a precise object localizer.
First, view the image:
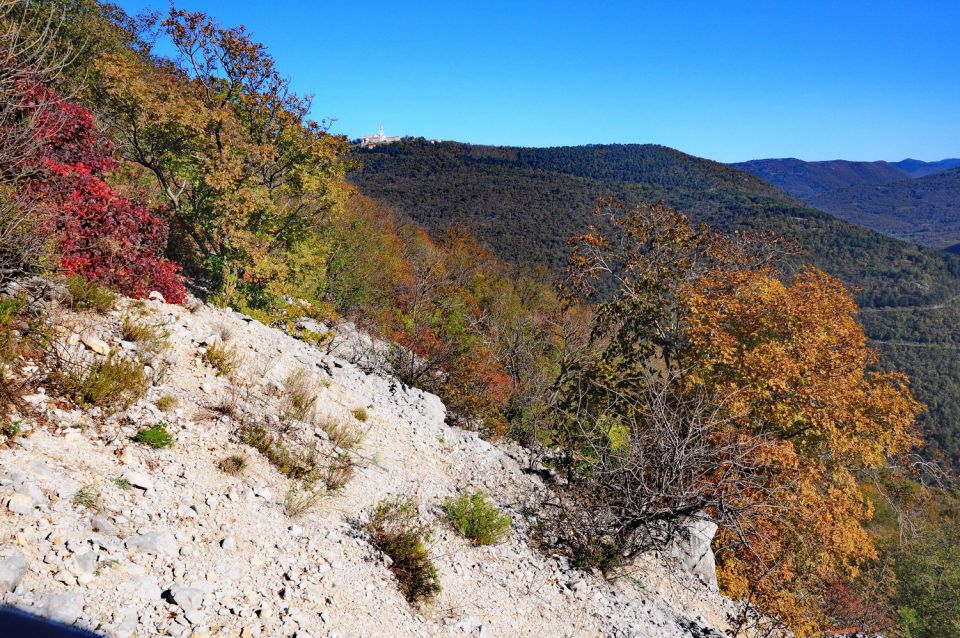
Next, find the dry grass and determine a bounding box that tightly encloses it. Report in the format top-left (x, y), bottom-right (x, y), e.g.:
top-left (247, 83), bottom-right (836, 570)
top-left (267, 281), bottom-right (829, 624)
top-left (242, 425), bottom-right (321, 482)
top-left (283, 368), bottom-right (319, 423)
top-left (156, 394), bottom-right (178, 412)
top-left (284, 484), bottom-right (326, 518)
top-left (351, 406), bottom-right (369, 422)
top-left (318, 416), bottom-right (364, 450)
top-left (203, 342), bottom-right (239, 377)
top-left (322, 453), bottom-right (356, 491)
top-left (217, 454), bottom-right (248, 475)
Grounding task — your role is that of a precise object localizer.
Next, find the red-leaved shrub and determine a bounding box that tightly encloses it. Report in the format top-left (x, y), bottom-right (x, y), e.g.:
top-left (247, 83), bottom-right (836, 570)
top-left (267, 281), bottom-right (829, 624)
top-left (17, 82), bottom-right (186, 303)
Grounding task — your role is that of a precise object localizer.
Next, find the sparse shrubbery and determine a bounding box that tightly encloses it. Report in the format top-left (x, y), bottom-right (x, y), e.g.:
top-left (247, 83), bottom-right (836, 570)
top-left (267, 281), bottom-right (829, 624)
top-left (242, 425), bottom-right (320, 482)
top-left (133, 422), bottom-right (174, 449)
top-left (351, 407), bottom-right (368, 422)
top-left (203, 342), bottom-right (239, 377)
top-left (443, 490), bottom-right (511, 545)
top-left (367, 497), bottom-right (441, 604)
top-left (59, 355), bottom-right (148, 409)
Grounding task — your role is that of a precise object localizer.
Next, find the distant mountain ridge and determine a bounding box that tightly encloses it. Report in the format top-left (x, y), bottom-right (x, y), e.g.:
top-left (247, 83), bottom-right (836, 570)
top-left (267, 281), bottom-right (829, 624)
top-left (350, 139), bottom-right (960, 466)
top-left (894, 158), bottom-right (960, 178)
top-left (733, 157), bottom-right (960, 249)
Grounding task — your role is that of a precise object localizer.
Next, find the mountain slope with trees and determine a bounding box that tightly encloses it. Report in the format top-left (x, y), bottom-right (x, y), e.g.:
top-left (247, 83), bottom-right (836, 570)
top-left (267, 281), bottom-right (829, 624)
top-left (350, 140), bottom-right (960, 466)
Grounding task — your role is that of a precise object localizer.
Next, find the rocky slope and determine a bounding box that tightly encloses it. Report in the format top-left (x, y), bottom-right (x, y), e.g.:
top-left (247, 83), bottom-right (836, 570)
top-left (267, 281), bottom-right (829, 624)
top-left (1, 291), bottom-right (746, 637)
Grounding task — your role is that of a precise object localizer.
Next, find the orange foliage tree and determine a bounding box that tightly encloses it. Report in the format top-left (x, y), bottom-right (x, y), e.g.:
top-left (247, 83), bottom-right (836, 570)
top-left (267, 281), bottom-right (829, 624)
top-left (555, 199), bottom-right (922, 635)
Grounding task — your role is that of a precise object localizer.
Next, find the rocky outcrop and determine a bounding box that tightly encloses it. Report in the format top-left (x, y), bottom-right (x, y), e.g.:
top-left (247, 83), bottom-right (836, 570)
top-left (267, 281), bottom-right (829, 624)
top-left (1, 295), bottom-right (742, 637)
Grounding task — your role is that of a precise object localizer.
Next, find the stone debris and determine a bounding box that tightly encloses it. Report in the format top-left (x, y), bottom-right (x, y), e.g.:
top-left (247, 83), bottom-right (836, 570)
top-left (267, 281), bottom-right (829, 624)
top-left (0, 295), bottom-right (743, 637)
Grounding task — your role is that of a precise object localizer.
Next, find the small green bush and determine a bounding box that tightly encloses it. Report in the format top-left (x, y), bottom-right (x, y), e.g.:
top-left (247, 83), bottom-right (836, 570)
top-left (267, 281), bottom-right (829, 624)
top-left (444, 490), bottom-right (511, 545)
top-left (134, 422), bottom-right (174, 448)
top-left (120, 315), bottom-right (166, 348)
top-left (66, 275), bottom-right (116, 312)
top-left (351, 407), bottom-right (369, 422)
top-left (203, 342), bottom-right (238, 377)
top-left (367, 497), bottom-right (441, 604)
top-left (61, 355), bottom-right (148, 408)
top-left (73, 487), bottom-right (103, 510)
top-left (113, 477), bottom-right (132, 490)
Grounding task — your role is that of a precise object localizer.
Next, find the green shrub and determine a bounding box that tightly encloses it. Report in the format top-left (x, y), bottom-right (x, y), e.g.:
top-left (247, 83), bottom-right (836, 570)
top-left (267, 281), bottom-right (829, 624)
top-left (367, 497), bottom-right (441, 604)
top-left (203, 342), bottom-right (238, 377)
top-left (66, 275), bottom-right (116, 312)
top-left (443, 490), bottom-right (511, 545)
top-left (113, 477), bottom-right (132, 490)
top-left (134, 422), bottom-right (174, 448)
top-left (61, 355), bottom-right (148, 408)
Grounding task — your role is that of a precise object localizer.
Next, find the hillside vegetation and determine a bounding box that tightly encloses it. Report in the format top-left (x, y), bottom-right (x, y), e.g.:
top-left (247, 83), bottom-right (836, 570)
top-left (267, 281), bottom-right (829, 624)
top-left (350, 139), bottom-right (960, 466)
top-left (1, 2), bottom-right (958, 637)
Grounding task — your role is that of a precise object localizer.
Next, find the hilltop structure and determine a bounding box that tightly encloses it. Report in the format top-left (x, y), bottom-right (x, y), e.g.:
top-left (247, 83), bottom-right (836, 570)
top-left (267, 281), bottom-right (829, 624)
top-left (355, 125), bottom-right (402, 148)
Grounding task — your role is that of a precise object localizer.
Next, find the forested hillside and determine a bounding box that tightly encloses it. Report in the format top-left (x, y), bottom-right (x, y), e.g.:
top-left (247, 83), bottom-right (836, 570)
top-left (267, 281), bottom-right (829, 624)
top-left (351, 140), bottom-right (960, 465)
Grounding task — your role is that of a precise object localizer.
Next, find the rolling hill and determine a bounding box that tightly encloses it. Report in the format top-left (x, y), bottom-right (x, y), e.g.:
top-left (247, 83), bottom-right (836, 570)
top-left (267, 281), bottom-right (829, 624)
top-left (350, 140), bottom-right (960, 466)
top-left (734, 157), bottom-right (960, 248)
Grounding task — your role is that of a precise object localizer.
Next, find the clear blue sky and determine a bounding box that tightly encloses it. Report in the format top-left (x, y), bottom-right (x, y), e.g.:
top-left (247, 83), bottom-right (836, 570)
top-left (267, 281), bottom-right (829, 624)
top-left (114, 0), bottom-right (959, 163)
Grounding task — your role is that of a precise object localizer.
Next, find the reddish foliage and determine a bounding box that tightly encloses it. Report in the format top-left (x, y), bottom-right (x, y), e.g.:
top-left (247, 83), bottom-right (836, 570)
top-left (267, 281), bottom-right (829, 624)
top-left (17, 83), bottom-right (186, 303)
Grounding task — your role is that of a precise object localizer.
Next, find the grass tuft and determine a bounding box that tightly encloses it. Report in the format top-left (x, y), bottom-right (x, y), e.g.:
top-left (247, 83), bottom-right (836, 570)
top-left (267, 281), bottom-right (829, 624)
top-left (318, 416), bottom-right (364, 450)
top-left (203, 342), bottom-right (239, 377)
top-left (351, 407), bottom-right (369, 422)
top-left (156, 394), bottom-right (178, 412)
top-left (73, 487), bottom-right (103, 510)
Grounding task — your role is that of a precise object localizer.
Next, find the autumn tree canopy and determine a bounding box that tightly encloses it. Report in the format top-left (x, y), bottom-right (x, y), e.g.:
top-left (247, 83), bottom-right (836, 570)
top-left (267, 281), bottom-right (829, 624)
top-left (552, 199), bottom-right (923, 635)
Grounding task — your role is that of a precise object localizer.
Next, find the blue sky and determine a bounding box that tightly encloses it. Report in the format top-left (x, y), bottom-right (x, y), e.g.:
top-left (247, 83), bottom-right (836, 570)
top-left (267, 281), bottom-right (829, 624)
top-left (113, 0), bottom-right (959, 163)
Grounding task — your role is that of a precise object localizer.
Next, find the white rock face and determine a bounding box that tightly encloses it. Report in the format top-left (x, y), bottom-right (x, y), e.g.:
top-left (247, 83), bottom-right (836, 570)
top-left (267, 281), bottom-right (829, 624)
top-left (0, 553), bottom-right (28, 593)
top-left (125, 532), bottom-right (178, 557)
top-left (0, 296), bottom-right (744, 637)
top-left (667, 518), bottom-right (720, 591)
